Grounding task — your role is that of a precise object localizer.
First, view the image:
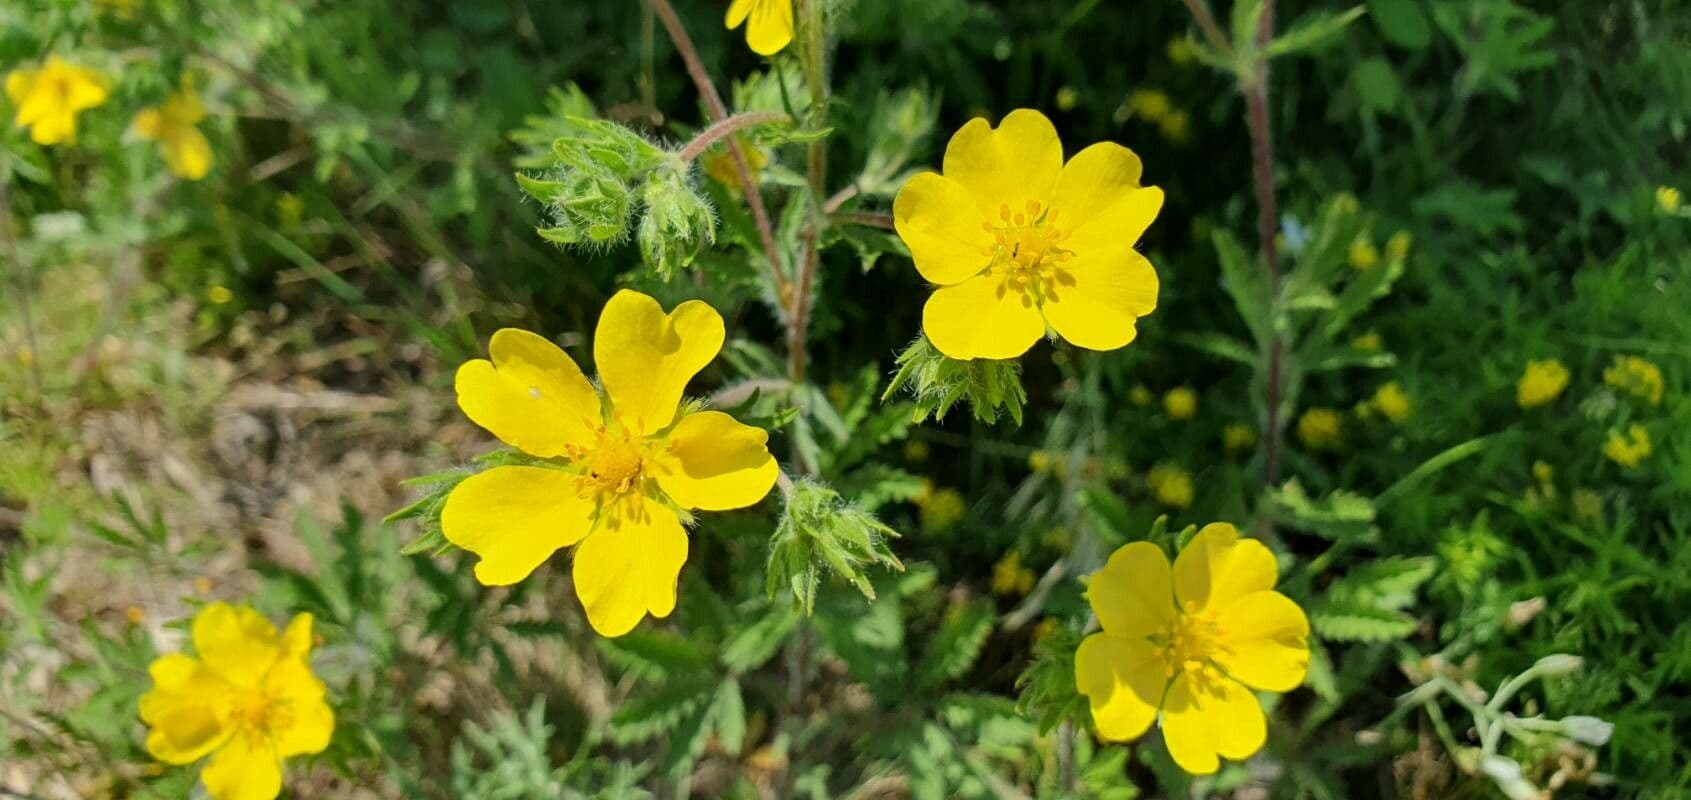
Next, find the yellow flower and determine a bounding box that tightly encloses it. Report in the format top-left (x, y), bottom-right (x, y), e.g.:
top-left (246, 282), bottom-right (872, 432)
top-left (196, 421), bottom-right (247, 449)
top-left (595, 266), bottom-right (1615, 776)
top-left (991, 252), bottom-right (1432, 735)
top-left (1028, 450), bottom-right (1055, 473)
top-left (1222, 423), bottom-right (1256, 454)
top-left (1532, 461), bottom-right (1554, 484)
top-left (5, 56), bottom-right (108, 145)
top-left (1572, 488), bottom-right (1603, 521)
top-left (125, 605), bottom-right (146, 625)
top-left (725, 0), bottom-right (794, 56)
top-left (1352, 332), bottom-right (1382, 352)
top-left (1147, 463), bottom-right (1193, 509)
top-left (194, 576), bottom-right (214, 594)
top-left (992, 551), bottom-right (1036, 596)
top-left (1032, 618), bottom-right (1059, 642)
top-left (1603, 355), bottom-right (1663, 406)
top-left (1127, 89), bottom-right (1171, 121)
top-left (139, 603), bottom-right (333, 800)
top-left (441, 291), bottom-right (778, 637)
top-left (1657, 186), bottom-right (1682, 214)
top-left (1166, 36), bottom-right (1199, 66)
top-left (1055, 86), bottom-right (1079, 112)
top-left (1296, 408), bottom-right (1343, 451)
top-left (207, 285), bottom-right (235, 305)
top-left (1370, 381), bottom-right (1411, 423)
top-left (1163, 386), bottom-right (1197, 421)
top-left (1385, 230), bottom-right (1412, 261)
top-left (903, 439), bottom-right (930, 463)
top-left (1603, 424), bottom-right (1652, 468)
top-left (134, 84), bottom-right (213, 180)
top-left (894, 110), bottom-right (1162, 360)
top-left (1129, 385), bottom-right (1154, 407)
top-left (701, 137), bottom-right (768, 194)
top-left (1076, 524), bottom-right (1309, 775)
top-left (1517, 359), bottom-right (1569, 408)
top-left (920, 487), bottom-right (967, 533)
top-left (1348, 238), bottom-right (1379, 271)
top-left (1158, 109), bottom-right (1191, 144)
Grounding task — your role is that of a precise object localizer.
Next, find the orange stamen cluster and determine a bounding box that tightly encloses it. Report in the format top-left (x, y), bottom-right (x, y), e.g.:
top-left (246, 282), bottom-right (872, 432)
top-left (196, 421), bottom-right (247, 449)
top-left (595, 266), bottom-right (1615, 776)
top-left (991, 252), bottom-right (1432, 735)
top-left (574, 423), bottom-right (649, 502)
top-left (1153, 601), bottom-right (1233, 690)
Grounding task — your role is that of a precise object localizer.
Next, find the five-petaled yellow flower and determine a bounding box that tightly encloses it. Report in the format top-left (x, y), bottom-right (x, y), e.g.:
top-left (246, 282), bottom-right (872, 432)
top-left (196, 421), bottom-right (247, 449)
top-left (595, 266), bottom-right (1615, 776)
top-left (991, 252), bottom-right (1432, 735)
top-left (135, 83), bottom-right (214, 180)
top-left (1517, 359), bottom-right (1569, 408)
top-left (894, 109), bottom-right (1163, 360)
top-left (441, 290), bottom-right (778, 637)
top-left (139, 603), bottom-right (333, 800)
top-left (725, 0), bottom-right (794, 56)
top-left (5, 56), bottom-right (108, 145)
top-left (1076, 523), bottom-right (1309, 775)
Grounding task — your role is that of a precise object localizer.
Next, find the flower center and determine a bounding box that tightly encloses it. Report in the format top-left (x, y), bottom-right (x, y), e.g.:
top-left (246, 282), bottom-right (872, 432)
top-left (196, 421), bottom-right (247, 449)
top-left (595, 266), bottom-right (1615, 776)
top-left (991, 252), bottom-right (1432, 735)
top-left (234, 690), bottom-right (293, 737)
top-left (1154, 601), bottom-right (1232, 687)
top-left (576, 426), bottom-right (647, 499)
top-left (980, 201), bottom-right (1073, 298)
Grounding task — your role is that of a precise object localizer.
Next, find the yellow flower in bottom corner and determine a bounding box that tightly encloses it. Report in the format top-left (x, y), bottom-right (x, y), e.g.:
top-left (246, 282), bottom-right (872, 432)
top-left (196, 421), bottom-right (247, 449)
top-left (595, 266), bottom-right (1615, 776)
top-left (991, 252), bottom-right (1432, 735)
top-left (725, 0), bottom-right (794, 56)
top-left (1076, 524), bottom-right (1308, 775)
top-left (6, 56), bottom-right (108, 145)
top-left (893, 108), bottom-right (1163, 360)
top-left (441, 290), bottom-right (778, 637)
top-left (139, 603), bottom-right (333, 800)
top-left (135, 84), bottom-right (213, 180)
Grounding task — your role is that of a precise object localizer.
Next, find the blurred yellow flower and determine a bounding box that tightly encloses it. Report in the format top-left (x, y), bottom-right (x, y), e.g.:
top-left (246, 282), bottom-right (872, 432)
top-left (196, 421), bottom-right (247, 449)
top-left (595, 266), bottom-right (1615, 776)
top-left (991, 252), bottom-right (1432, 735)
top-left (1385, 230), bottom-right (1412, 261)
top-left (1222, 423), bottom-right (1256, 454)
top-left (1129, 385), bottom-right (1154, 406)
top-left (920, 486), bottom-right (967, 533)
top-left (1603, 424), bottom-right (1652, 469)
top-left (893, 109), bottom-right (1162, 360)
top-left (1603, 355), bottom-right (1663, 406)
top-left (207, 285), bottom-right (235, 305)
top-left (1127, 88), bottom-right (1171, 121)
top-left (1158, 109), bottom-right (1191, 143)
top-left (1028, 449), bottom-right (1055, 474)
top-left (903, 439), bottom-right (930, 463)
top-left (1352, 332), bottom-right (1382, 352)
top-left (1657, 186), bottom-right (1682, 214)
top-left (1370, 381), bottom-right (1411, 423)
top-left (276, 193), bottom-right (305, 228)
top-left (1296, 408), bottom-right (1343, 451)
top-left (1572, 488), bottom-right (1603, 521)
top-left (1166, 36), bottom-right (1199, 66)
top-left (701, 137), bottom-right (768, 194)
top-left (1076, 524), bottom-right (1308, 775)
top-left (992, 551), bottom-right (1036, 596)
top-left (1032, 618), bottom-right (1059, 642)
top-left (125, 605), bottom-right (146, 625)
top-left (441, 291), bottom-right (777, 637)
top-left (725, 0), bottom-right (793, 56)
top-left (135, 84), bottom-right (213, 180)
top-left (1517, 359), bottom-right (1569, 408)
top-left (1147, 463), bottom-right (1193, 509)
top-left (1055, 86), bottom-right (1079, 112)
top-left (1348, 238), bottom-right (1379, 271)
top-left (1532, 461), bottom-right (1554, 484)
top-left (1163, 386), bottom-right (1198, 421)
top-left (194, 576), bottom-right (214, 594)
top-left (6, 56), bottom-right (108, 145)
top-left (139, 603), bottom-right (333, 800)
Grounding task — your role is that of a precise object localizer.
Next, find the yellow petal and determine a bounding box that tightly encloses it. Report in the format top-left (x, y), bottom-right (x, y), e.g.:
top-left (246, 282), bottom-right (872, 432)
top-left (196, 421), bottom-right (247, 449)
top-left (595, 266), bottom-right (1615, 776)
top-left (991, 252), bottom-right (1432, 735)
top-left (1086, 541), bottom-right (1174, 638)
top-left (726, 0), bottom-right (755, 28)
top-left (653, 411), bottom-right (778, 511)
top-left (62, 67), bottom-right (108, 111)
top-left (942, 109), bottom-right (1064, 220)
top-left (263, 660), bottom-right (333, 758)
top-left (4, 68), bottom-right (33, 106)
top-left (745, 0), bottom-right (794, 56)
top-left (1160, 674), bottom-right (1266, 775)
top-left (192, 604), bottom-right (282, 689)
top-left (594, 290), bottom-right (724, 434)
top-left (922, 273), bottom-right (1046, 360)
top-left (1215, 590), bottom-right (1309, 693)
top-left (200, 734), bottom-right (283, 800)
top-left (440, 465), bottom-right (597, 586)
top-left (1172, 522), bottom-right (1278, 614)
top-left (133, 107), bottom-right (163, 140)
top-left (572, 503), bottom-right (688, 637)
top-left (140, 654), bottom-right (235, 765)
top-left (1053, 142), bottom-right (1164, 254)
top-left (893, 172), bottom-right (991, 286)
top-left (165, 126), bottom-right (214, 180)
top-left (455, 328), bottom-right (602, 458)
top-left (1042, 249), bottom-right (1159, 352)
top-left (27, 110), bottom-right (75, 145)
top-left (279, 614), bottom-right (313, 661)
top-left (1074, 633), bottom-right (1166, 742)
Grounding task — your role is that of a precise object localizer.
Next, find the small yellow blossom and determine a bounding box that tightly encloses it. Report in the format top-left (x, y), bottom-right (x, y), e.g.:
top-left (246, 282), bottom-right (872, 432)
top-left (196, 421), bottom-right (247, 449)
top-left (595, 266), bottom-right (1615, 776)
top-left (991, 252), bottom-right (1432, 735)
top-left (1163, 386), bottom-right (1198, 421)
top-left (1076, 524), bottom-right (1309, 775)
top-left (1127, 89), bottom-right (1172, 121)
top-left (1370, 381), bottom-right (1411, 423)
top-left (893, 109), bottom-right (1163, 360)
top-left (134, 84), bottom-right (213, 180)
top-left (1657, 186), bottom-right (1682, 214)
top-left (1147, 463), bottom-right (1193, 509)
top-left (194, 577), bottom-right (214, 594)
top-left (903, 439), bottom-right (930, 463)
top-left (139, 603), bottom-right (333, 800)
top-left (207, 285), bottom-right (234, 305)
top-left (1603, 424), bottom-right (1652, 469)
top-left (125, 605), bottom-right (146, 625)
top-left (1055, 86), bottom-right (1079, 112)
top-left (5, 56), bottom-right (108, 145)
top-left (1222, 423), bottom-right (1256, 454)
top-left (1352, 332), bottom-right (1382, 352)
top-left (1041, 526), bottom-right (1072, 551)
top-left (1348, 238), bottom-right (1379, 271)
top-left (1167, 36), bottom-right (1199, 66)
top-left (1603, 355), bottom-right (1664, 406)
top-left (1028, 450), bottom-right (1055, 473)
top-left (1158, 109), bottom-right (1191, 143)
top-left (1517, 359), bottom-right (1570, 408)
top-left (441, 291), bottom-right (778, 637)
top-left (1129, 385), bottom-right (1154, 407)
top-left (725, 0), bottom-right (793, 56)
top-left (1532, 461), bottom-right (1554, 484)
top-left (920, 487), bottom-right (967, 533)
top-left (701, 137), bottom-right (768, 194)
top-left (1385, 230), bottom-right (1412, 261)
top-left (276, 193), bottom-right (304, 228)
top-left (992, 551), bottom-right (1037, 596)
top-left (1296, 408), bottom-right (1343, 451)
top-left (1032, 618), bottom-right (1059, 642)
top-left (1572, 488), bottom-right (1603, 521)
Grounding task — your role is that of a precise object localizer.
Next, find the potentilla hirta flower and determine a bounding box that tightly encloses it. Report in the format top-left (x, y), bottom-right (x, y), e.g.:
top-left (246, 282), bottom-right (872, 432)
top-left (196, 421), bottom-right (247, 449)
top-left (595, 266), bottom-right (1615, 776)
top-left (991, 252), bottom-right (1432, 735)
top-left (893, 108), bottom-right (1163, 360)
top-left (442, 290), bottom-right (778, 637)
top-left (135, 83), bottom-right (213, 180)
top-left (139, 603), bottom-right (333, 800)
top-left (5, 56), bottom-right (108, 145)
top-left (725, 0), bottom-right (794, 56)
top-left (1076, 524), bottom-right (1309, 775)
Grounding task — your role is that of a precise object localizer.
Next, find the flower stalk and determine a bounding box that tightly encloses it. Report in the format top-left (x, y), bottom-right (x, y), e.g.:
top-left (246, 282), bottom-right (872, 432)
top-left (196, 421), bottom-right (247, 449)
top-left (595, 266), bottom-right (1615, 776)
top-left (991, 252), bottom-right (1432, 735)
top-left (676, 110), bottom-right (790, 163)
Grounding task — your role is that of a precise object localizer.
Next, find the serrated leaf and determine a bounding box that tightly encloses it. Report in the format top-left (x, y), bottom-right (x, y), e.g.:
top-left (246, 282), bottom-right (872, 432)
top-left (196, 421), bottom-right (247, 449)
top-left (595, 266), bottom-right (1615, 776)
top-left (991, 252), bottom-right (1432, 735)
top-left (1310, 602), bottom-right (1417, 642)
top-left (1213, 230), bottom-right (1271, 346)
top-left (710, 679), bottom-right (747, 754)
top-left (599, 630), bottom-right (716, 680)
top-left (608, 677), bottom-right (717, 745)
top-left (1267, 6), bottom-right (1367, 58)
top-left (915, 602), bottom-right (994, 692)
top-left (721, 605), bottom-right (801, 672)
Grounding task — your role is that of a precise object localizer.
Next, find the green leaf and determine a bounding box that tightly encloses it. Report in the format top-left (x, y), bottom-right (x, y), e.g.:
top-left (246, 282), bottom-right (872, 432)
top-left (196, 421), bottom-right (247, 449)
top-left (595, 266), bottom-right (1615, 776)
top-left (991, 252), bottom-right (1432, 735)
top-left (721, 604), bottom-right (801, 672)
top-left (1175, 332), bottom-right (1258, 366)
top-left (608, 676), bottom-right (717, 745)
top-left (1271, 480), bottom-right (1378, 541)
top-left (599, 630), bottom-right (716, 680)
top-left (1310, 601), bottom-right (1417, 642)
top-left (766, 480), bottom-right (904, 613)
top-left (1230, 0), bottom-right (1267, 55)
top-left (710, 679), bottom-right (747, 754)
top-left (1369, 0), bottom-right (1431, 49)
top-left (1328, 556), bottom-right (1436, 610)
top-left (1015, 626), bottom-right (1089, 735)
top-left (915, 602), bottom-right (994, 692)
top-left (1355, 58), bottom-right (1402, 114)
top-left (1212, 230), bottom-right (1271, 346)
top-left (1267, 6), bottom-right (1368, 58)
top-left (882, 336), bottom-right (1027, 426)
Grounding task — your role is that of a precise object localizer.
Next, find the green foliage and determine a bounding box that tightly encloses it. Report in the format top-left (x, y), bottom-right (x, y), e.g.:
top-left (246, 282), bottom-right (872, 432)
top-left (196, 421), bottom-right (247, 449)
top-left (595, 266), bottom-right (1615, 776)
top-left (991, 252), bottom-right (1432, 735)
top-left (766, 478), bottom-right (904, 613)
top-left (884, 336), bottom-right (1028, 426)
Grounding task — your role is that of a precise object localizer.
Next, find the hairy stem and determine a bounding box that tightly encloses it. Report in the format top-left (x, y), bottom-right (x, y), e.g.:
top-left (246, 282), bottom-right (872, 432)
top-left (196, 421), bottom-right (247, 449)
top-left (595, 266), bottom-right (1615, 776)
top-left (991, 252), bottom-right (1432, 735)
top-left (1178, 0), bottom-right (1232, 54)
top-left (787, 0), bottom-right (830, 390)
top-left (1243, 1), bottom-right (1284, 493)
top-left (676, 110), bottom-right (789, 163)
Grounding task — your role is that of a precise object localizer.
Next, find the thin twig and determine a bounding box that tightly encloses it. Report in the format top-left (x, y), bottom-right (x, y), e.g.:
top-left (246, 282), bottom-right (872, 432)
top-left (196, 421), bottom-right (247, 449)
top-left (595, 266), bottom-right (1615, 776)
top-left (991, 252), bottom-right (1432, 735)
top-left (787, 0), bottom-right (830, 389)
top-left (676, 111), bottom-right (789, 163)
top-left (0, 174), bottom-right (45, 400)
top-left (1178, 0), bottom-right (1234, 54)
top-left (830, 210), bottom-right (893, 230)
top-left (1243, 1), bottom-right (1284, 496)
